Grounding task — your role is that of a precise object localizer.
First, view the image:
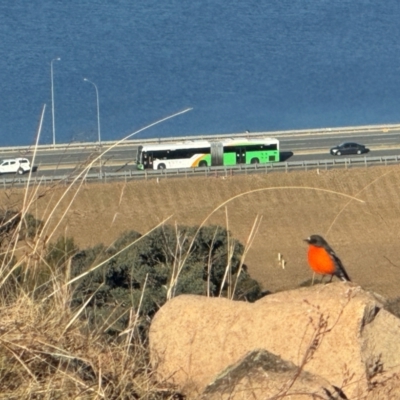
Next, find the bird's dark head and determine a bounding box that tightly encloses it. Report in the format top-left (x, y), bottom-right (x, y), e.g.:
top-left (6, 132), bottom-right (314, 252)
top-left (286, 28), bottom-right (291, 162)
top-left (304, 235), bottom-right (328, 246)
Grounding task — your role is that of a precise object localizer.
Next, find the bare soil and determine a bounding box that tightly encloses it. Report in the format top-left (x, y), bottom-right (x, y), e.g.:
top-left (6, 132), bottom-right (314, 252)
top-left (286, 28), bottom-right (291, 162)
top-left (4, 165), bottom-right (400, 299)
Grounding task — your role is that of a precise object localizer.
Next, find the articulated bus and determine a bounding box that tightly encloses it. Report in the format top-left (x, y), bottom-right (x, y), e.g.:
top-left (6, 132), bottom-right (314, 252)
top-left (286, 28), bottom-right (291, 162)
top-left (136, 138), bottom-right (280, 170)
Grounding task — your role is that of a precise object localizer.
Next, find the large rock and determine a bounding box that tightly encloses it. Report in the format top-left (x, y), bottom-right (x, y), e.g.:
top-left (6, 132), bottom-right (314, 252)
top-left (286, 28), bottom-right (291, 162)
top-left (149, 283), bottom-right (400, 398)
top-left (201, 349), bottom-right (344, 400)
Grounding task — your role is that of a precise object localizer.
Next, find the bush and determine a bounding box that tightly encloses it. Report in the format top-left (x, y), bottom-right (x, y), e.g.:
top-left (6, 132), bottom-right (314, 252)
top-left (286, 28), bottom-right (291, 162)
top-left (70, 225), bottom-right (263, 336)
top-left (46, 236), bottom-right (79, 269)
top-left (0, 211), bottom-right (43, 298)
top-left (0, 210), bottom-right (43, 250)
top-left (22, 212), bottom-right (44, 239)
top-left (0, 210), bottom-right (20, 249)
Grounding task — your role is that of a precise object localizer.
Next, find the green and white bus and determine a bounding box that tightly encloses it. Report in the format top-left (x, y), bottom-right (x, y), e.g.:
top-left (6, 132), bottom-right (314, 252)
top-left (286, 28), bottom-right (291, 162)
top-left (136, 138), bottom-right (280, 170)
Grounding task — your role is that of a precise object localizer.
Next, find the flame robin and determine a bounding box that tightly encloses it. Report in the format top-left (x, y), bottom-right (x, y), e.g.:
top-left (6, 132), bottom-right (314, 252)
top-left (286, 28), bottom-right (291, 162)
top-left (304, 235), bottom-right (351, 282)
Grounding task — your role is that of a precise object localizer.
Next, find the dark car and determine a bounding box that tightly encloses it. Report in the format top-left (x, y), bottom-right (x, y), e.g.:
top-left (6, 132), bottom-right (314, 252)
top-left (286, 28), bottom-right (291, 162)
top-left (330, 142), bottom-right (368, 156)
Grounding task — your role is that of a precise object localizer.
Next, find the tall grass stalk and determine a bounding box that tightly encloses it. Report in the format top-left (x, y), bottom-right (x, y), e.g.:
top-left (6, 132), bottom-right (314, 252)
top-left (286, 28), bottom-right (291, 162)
top-left (206, 227), bottom-right (219, 297)
top-left (231, 214), bottom-right (263, 299)
top-left (218, 207), bottom-right (234, 298)
top-left (325, 168), bottom-right (394, 237)
top-left (33, 108), bottom-right (191, 263)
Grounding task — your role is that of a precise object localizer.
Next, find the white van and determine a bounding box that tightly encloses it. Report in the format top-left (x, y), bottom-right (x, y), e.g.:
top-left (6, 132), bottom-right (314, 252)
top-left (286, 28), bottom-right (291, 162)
top-left (0, 158), bottom-right (31, 175)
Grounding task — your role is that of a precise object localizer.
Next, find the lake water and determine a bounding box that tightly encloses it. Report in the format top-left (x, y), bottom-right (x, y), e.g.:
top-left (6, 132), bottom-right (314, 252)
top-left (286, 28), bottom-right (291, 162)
top-left (1, 1), bottom-right (400, 146)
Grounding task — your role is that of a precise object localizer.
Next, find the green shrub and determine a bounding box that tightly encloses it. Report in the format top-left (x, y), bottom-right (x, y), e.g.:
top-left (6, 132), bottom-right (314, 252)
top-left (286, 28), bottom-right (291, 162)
top-left (45, 236), bottom-right (79, 269)
top-left (0, 210), bottom-right (43, 251)
top-left (0, 211), bottom-right (43, 299)
top-left (22, 213), bottom-right (44, 239)
top-left (70, 225), bottom-right (263, 335)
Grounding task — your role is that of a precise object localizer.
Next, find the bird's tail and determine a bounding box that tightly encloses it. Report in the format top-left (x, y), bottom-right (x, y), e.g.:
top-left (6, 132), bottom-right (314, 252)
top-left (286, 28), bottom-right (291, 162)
top-left (337, 265), bottom-right (351, 282)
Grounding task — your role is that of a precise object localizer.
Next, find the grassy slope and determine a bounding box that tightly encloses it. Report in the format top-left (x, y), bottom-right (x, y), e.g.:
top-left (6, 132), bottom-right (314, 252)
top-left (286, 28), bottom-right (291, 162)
top-left (4, 165), bottom-right (400, 298)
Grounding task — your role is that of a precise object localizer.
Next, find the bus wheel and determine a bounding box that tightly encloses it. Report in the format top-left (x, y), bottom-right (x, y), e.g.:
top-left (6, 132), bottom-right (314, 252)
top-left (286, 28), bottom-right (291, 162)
top-left (250, 158), bottom-right (259, 164)
top-left (158, 163), bottom-right (166, 170)
top-left (199, 160), bottom-right (207, 167)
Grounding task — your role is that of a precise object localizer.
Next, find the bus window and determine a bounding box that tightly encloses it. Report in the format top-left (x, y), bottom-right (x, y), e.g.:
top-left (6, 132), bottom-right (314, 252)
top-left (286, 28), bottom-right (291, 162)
top-left (246, 144), bottom-right (277, 151)
top-left (223, 146), bottom-right (236, 154)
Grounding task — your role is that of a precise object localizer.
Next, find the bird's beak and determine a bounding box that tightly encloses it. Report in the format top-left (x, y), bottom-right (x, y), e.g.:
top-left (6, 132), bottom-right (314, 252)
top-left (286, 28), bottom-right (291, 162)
top-left (304, 237), bottom-right (310, 243)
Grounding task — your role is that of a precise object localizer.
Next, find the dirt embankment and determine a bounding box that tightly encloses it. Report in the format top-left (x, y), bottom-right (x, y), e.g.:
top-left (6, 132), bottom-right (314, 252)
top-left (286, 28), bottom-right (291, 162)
top-left (4, 165), bottom-right (400, 299)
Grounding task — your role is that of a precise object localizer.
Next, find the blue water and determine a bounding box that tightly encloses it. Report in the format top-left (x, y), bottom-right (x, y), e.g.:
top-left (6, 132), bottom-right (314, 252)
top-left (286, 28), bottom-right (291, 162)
top-left (1, 1), bottom-right (400, 146)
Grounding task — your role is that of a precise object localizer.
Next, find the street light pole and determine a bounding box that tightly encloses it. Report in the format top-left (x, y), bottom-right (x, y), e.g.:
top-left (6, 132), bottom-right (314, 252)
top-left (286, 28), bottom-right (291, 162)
top-left (83, 78), bottom-right (101, 145)
top-left (51, 57), bottom-right (61, 147)
top-left (84, 78), bottom-right (102, 175)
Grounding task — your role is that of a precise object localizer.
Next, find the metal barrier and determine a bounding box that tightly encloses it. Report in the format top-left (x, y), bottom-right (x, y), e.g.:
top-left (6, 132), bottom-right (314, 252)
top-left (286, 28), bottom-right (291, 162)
top-left (1, 154), bottom-right (400, 187)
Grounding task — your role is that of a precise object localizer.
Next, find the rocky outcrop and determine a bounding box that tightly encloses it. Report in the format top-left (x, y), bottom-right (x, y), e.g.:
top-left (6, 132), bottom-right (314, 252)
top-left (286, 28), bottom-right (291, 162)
top-left (149, 283), bottom-right (400, 398)
top-left (201, 349), bottom-right (345, 400)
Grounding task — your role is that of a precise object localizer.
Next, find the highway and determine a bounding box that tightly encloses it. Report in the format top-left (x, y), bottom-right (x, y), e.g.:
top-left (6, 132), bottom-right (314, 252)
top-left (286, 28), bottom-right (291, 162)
top-left (0, 124), bottom-right (399, 177)
top-left (283, 131), bottom-right (400, 153)
top-left (281, 130), bottom-right (400, 161)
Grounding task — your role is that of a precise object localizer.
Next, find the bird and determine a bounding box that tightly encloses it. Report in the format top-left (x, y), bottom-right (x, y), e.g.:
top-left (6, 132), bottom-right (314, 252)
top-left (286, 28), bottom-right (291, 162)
top-left (304, 235), bottom-right (351, 282)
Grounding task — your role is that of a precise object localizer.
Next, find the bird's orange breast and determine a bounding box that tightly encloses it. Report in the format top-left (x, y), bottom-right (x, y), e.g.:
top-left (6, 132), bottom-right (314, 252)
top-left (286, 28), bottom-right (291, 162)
top-left (307, 245), bottom-right (336, 275)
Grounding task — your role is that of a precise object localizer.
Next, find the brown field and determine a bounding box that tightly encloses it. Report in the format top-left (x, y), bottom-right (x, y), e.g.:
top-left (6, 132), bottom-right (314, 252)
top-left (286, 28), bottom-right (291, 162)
top-left (4, 165), bottom-right (400, 299)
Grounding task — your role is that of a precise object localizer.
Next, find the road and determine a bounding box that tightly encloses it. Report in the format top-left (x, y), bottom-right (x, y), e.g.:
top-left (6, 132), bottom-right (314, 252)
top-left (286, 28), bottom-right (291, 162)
top-left (280, 130), bottom-right (400, 162)
top-left (282, 129), bottom-right (400, 152)
top-left (0, 126), bottom-right (399, 177)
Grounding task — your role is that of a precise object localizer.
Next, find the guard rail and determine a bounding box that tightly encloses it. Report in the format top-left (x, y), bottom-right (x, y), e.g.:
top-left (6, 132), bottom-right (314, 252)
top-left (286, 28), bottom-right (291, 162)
top-left (1, 154), bottom-right (400, 188)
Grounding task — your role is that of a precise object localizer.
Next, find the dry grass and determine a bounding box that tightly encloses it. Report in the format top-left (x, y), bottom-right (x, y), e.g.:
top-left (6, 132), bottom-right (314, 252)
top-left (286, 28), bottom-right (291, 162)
top-left (0, 144), bottom-right (185, 399)
top-left (0, 294), bottom-right (182, 399)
